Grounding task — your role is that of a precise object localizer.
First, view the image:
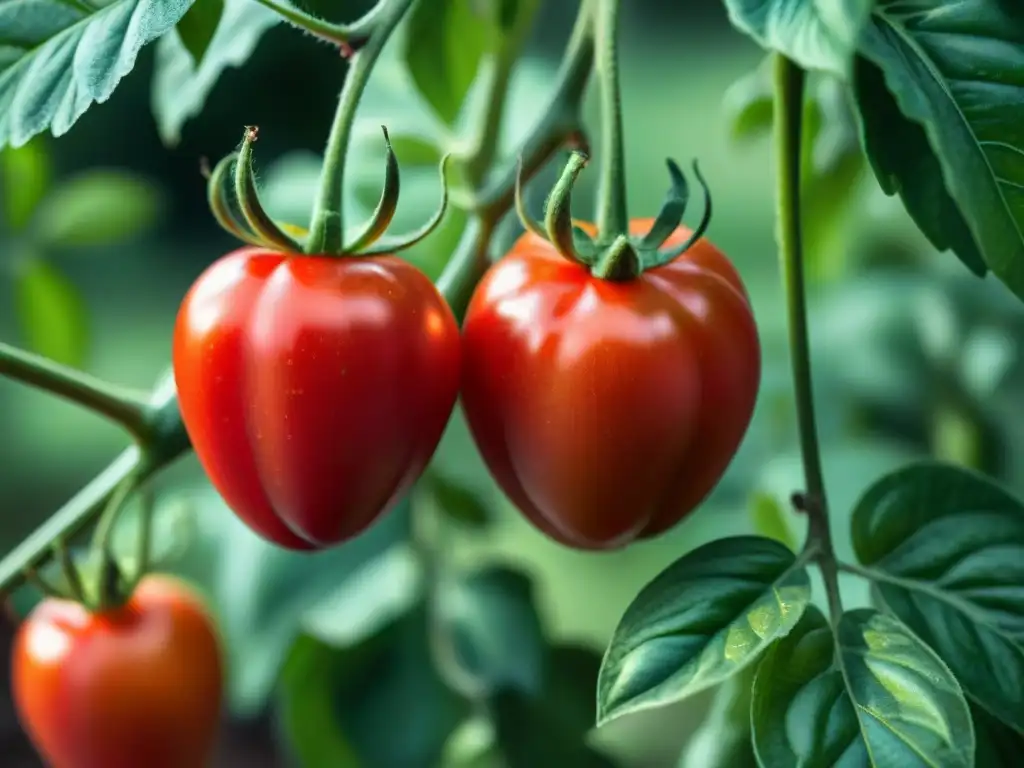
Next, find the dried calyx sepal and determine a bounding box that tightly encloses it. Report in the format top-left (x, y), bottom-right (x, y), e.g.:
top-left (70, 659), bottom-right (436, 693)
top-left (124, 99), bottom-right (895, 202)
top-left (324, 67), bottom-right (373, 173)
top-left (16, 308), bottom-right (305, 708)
top-left (206, 125), bottom-right (451, 257)
top-left (516, 149), bottom-right (713, 280)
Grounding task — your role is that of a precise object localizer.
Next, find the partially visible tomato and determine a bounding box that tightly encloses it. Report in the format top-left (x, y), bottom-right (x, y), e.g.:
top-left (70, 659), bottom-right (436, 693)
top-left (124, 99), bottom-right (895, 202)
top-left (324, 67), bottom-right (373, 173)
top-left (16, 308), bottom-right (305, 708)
top-left (460, 221), bottom-right (761, 550)
top-left (173, 248), bottom-right (461, 548)
top-left (12, 576), bottom-right (223, 768)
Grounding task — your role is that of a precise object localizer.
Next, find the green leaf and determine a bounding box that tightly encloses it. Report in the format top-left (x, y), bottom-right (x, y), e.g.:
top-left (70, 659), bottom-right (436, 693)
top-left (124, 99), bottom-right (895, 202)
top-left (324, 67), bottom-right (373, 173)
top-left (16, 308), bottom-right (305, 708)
top-left (421, 470), bottom-right (491, 528)
top-left (491, 644), bottom-right (617, 768)
top-left (749, 491), bottom-right (797, 552)
top-left (974, 703), bottom-right (1024, 768)
top-left (855, 1), bottom-right (1024, 299)
top-left (722, 56), bottom-right (774, 142)
top-left (278, 606), bottom-right (469, 768)
top-left (852, 59), bottom-right (986, 281)
top-left (851, 461), bottom-right (1024, 736)
top-left (15, 257), bottom-right (89, 367)
top-left (440, 565), bottom-right (545, 696)
top-left (175, 0), bottom-right (224, 66)
top-left (151, 0), bottom-right (278, 147)
top-left (2, 138), bottom-right (50, 230)
top-left (678, 667), bottom-right (758, 768)
top-left (596, 535), bottom-right (812, 725)
top-left (402, 0), bottom-right (492, 125)
top-left (160, 489), bottom-right (417, 716)
top-left (751, 606), bottom-right (974, 767)
top-left (722, 0), bottom-right (873, 76)
top-left (0, 0), bottom-right (196, 148)
top-left (34, 170), bottom-right (162, 247)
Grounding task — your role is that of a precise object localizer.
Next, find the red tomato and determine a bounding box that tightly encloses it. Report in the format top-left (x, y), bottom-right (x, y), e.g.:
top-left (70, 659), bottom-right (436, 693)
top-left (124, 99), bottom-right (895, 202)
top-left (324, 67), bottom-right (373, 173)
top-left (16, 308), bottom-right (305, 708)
top-left (173, 248), bottom-right (461, 548)
top-left (460, 221), bottom-right (760, 550)
top-left (12, 576), bottom-right (223, 768)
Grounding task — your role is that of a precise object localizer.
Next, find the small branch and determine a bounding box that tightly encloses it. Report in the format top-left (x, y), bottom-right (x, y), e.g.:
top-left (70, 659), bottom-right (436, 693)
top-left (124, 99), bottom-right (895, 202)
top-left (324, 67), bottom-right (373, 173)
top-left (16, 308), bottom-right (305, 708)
top-left (773, 54), bottom-right (842, 619)
top-left (0, 342), bottom-right (153, 444)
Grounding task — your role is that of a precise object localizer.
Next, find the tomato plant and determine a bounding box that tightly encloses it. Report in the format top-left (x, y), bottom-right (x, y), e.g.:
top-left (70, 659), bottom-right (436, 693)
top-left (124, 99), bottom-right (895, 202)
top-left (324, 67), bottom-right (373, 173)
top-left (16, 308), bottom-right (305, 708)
top-left (0, 0), bottom-right (1023, 765)
top-left (12, 575), bottom-right (223, 768)
top-left (461, 221), bottom-right (759, 549)
top-left (173, 246), bottom-right (461, 549)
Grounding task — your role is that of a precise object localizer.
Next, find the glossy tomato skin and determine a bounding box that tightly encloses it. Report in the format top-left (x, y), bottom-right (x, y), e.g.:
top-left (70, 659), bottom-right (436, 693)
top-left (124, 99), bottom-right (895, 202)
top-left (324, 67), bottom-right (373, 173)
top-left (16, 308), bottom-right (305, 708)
top-left (460, 221), bottom-right (760, 550)
top-left (174, 248), bottom-right (461, 548)
top-left (12, 576), bottom-right (223, 768)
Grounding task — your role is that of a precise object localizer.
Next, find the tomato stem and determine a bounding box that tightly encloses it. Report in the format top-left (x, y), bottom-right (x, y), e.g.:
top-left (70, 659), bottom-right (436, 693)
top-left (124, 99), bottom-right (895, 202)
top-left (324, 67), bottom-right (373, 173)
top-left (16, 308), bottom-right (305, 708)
top-left (249, 0), bottom-right (374, 49)
top-left (773, 54), bottom-right (842, 620)
top-left (593, 0), bottom-right (629, 243)
top-left (54, 540), bottom-right (86, 605)
top-left (0, 341), bottom-right (154, 444)
top-left (90, 473), bottom-right (140, 611)
top-left (305, 0), bottom-right (415, 255)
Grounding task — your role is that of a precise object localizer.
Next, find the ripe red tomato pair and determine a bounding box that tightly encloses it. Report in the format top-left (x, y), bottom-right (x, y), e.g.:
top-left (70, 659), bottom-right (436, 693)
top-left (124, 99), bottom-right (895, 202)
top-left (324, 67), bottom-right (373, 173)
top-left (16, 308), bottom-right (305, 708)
top-left (174, 220), bottom-right (758, 553)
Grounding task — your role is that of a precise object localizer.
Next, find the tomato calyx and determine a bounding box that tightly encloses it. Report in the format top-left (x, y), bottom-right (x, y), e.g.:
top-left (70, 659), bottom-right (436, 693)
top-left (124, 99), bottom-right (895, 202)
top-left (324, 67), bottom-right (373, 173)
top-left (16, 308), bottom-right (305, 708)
top-left (206, 125), bottom-right (452, 259)
top-left (514, 149), bottom-right (714, 281)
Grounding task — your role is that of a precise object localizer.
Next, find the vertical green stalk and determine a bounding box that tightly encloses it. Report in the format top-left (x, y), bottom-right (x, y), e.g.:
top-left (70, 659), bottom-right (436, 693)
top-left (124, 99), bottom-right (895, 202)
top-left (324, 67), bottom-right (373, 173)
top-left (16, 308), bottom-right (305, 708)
top-left (305, 0), bottom-right (415, 255)
top-left (773, 54), bottom-right (842, 618)
top-left (593, 0), bottom-right (628, 242)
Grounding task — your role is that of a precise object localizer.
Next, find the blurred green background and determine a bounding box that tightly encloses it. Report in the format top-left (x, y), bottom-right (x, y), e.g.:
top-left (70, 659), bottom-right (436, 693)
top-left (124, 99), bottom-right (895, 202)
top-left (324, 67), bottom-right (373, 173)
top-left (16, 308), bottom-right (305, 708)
top-left (2, 0), bottom-right (1023, 766)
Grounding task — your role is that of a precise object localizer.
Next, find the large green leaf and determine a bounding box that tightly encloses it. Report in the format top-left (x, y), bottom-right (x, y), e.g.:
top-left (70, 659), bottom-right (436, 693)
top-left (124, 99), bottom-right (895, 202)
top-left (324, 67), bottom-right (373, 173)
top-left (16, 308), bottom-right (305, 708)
top-left (278, 606), bottom-right (469, 768)
top-left (722, 0), bottom-right (873, 76)
top-left (160, 488), bottom-right (417, 716)
top-left (490, 644), bottom-right (617, 768)
top-left (851, 462), bottom-right (1024, 736)
top-left (439, 565), bottom-right (546, 696)
top-left (15, 257), bottom-right (89, 367)
top-left (751, 606), bottom-right (974, 767)
top-left (151, 0), bottom-right (278, 146)
top-left (0, 0), bottom-right (195, 148)
top-left (855, 0), bottom-right (1024, 299)
top-left (596, 536), bottom-right (812, 725)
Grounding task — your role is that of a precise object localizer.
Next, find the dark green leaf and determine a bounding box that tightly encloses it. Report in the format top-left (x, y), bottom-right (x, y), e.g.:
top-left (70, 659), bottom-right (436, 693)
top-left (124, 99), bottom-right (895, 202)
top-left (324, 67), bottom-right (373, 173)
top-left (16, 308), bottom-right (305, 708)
top-left (1, 139), bottom-right (50, 230)
top-left (34, 170), bottom-right (163, 247)
top-left (403, 0), bottom-right (492, 125)
top-left (0, 0), bottom-right (196, 148)
top-left (751, 606), bottom-right (974, 767)
top-left (440, 565), bottom-right (545, 696)
top-left (855, 1), bottom-right (1024, 299)
top-left (853, 58), bottom-right (986, 280)
top-left (151, 0), bottom-right (278, 147)
top-left (974, 703), bottom-right (1024, 768)
top-left (851, 462), bottom-right (1024, 736)
top-left (162, 489), bottom-right (417, 716)
top-left (279, 606), bottom-right (469, 768)
top-left (492, 644), bottom-right (617, 768)
top-left (722, 0), bottom-right (872, 76)
top-left (596, 536), bottom-right (812, 725)
top-left (422, 470), bottom-right (491, 528)
top-left (175, 0), bottom-right (224, 66)
top-left (15, 258), bottom-right (88, 367)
